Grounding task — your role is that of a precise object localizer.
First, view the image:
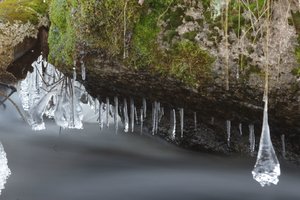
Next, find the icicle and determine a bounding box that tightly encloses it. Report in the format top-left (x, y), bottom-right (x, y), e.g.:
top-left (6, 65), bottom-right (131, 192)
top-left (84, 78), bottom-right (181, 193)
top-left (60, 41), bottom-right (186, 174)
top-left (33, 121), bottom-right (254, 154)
top-left (123, 99), bottom-right (129, 133)
top-left (106, 97), bottom-right (110, 128)
top-left (152, 102), bottom-right (157, 135)
top-left (73, 67), bottom-right (76, 81)
top-left (80, 60), bottom-right (86, 81)
top-left (29, 91), bottom-right (55, 130)
top-left (155, 102), bottom-right (160, 133)
top-left (249, 124), bottom-right (255, 154)
top-left (130, 98), bottom-right (134, 132)
top-left (158, 107), bottom-right (164, 122)
top-left (239, 123), bottom-right (243, 136)
top-left (140, 108), bottom-right (143, 135)
top-left (134, 107), bottom-right (139, 125)
top-left (252, 100), bottom-right (280, 187)
top-left (281, 134), bottom-right (286, 159)
top-left (194, 112), bottom-right (197, 131)
top-left (143, 98), bottom-right (147, 118)
top-left (179, 108), bottom-right (184, 138)
top-left (0, 142), bottom-right (11, 196)
top-left (99, 101), bottom-right (103, 130)
top-left (170, 109), bottom-right (176, 140)
top-left (114, 97), bottom-right (118, 134)
top-left (226, 120), bottom-right (231, 147)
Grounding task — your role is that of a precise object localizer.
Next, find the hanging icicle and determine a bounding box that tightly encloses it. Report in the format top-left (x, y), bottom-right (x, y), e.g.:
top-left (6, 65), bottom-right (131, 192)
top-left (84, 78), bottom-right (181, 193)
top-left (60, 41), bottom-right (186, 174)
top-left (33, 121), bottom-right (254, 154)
top-left (252, 100), bottom-right (281, 187)
top-left (80, 60), bottom-right (86, 81)
top-left (99, 100), bottom-right (103, 130)
top-left (123, 98), bottom-right (129, 133)
top-left (226, 120), bottom-right (231, 147)
top-left (143, 98), bottom-right (147, 118)
top-left (239, 123), bottom-right (243, 136)
top-left (170, 109), bottom-right (176, 140)
top-left (106, 97), bottom-right (110, 128)
top-left (249, 124), bottom-right (255, 154)
top-left (140, 108), bottom-right (143, 135)
top-left (130, 98), bottom-right (134, 132)
top-left (179, 108), bottom-right (184, 138)
top-left (114, 97), bottom-right (119, 134)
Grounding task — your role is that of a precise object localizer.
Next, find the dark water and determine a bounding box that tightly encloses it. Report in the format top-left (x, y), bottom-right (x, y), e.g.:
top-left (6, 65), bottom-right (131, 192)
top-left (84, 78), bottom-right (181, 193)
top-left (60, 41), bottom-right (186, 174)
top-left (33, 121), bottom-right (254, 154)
top-left (0, 93), bottom-right (299, 200)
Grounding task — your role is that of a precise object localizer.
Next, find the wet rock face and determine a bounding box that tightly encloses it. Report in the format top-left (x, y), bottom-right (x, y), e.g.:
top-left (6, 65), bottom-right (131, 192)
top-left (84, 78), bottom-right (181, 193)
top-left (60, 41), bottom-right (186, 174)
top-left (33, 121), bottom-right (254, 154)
top-left (0, 0), bottom-right (49, 80)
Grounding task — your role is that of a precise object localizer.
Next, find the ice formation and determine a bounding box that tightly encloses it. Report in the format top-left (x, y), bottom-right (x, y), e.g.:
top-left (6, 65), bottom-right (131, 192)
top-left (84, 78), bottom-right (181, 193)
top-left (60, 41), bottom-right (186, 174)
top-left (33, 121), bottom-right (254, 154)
top-left (0, 142), bottom-right (11, 195)
top-left (239, 123), bottom-right (243, 135)
top-left (226, 120), bottom-right (231, 147)
top-left (130, 98), bottom-right (134, 132)
top-left (170, 109), bottom-right (176, 140)
top-left (179, 108), bottom-right (184, 138)
top-left (123, 99), bottom-right (129, 132)
top-left (18, 55), bottom-right (99, 130)
top-left (252, 100), bottom-right (280, 187)
top-left (114, 97), bottom-right (119, 134)
top-left (249, 124), bottom-right (255, 154)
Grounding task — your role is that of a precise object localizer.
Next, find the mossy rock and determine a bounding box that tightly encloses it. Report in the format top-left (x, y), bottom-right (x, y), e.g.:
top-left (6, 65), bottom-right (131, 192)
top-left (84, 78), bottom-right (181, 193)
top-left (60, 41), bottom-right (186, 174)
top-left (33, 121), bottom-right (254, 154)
top-left (0, 0), bottom-right (48, 25)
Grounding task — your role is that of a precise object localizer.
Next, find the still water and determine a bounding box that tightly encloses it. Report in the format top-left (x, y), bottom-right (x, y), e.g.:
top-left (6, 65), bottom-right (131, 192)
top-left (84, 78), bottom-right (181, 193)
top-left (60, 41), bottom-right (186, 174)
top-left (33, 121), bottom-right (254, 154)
top-left (0, 93), bottom-right (299, 200)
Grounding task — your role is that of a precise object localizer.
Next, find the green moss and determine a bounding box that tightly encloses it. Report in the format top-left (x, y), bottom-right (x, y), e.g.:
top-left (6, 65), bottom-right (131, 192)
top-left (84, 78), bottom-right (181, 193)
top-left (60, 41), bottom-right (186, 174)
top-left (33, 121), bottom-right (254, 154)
top-left (164, 40), bottom-right (214, 86)
top-left (182, 31), bottom-right (197, 41)
top-left (48, 0), bottom-right (75, 67)
top-left (0, 0), bottom-right (48, 25)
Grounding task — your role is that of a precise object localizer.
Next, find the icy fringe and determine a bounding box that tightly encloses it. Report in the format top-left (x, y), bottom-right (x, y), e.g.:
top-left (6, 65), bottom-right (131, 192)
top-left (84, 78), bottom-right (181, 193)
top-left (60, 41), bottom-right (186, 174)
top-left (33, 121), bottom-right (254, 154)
top-left (19, 55), bottom-right (87, 130)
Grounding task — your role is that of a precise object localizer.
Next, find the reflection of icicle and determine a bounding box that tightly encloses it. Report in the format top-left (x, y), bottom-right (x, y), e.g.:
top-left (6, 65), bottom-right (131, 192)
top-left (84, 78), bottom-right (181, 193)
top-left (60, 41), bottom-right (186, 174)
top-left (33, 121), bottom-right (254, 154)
top-left (80, 61), bottom-right (86, 81)
top-left (140, 108), bottom-right (143, 135)
top-left (106, 97), bottom-right (110, 128)
top-left (130, 98), bottom-right (134, 132)
top-left (123, 99), bottom-right (129, 132)
top-left (252, 100), bottom-right (280, 187)
top-left (179, 108), bottom-right (184, 138)
top-left (0, 142), bottom-right (11, 195)
top-left (249, 124), bottom-right (255, 154)
top-left (143, 98), bottom-right (147, 118)
top-left (194, 112), bottom-right (197, 130)
top-left (281, 134), bottom-right (286, 159)
top-left (226, 120), bottom-right (231, 147)
top-left (239, 123), bottom-right (243, 135)
top-left (170, 109), bottom-right (176, 140)
top-left (114, 97), bottom-right (118, 134)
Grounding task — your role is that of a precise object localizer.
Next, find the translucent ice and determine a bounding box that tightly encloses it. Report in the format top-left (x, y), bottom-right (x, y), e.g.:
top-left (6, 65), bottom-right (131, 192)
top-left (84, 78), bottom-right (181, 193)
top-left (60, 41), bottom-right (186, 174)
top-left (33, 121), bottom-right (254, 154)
top-left (179, 108), bottom-right (184, 138)
top-left (281, 134), bottom-right (286, 159)
top-left (252, 100), bottom-right (280, 187)
top-left (130, 98), bottom-right (134, 132)
top-left (226, 120), bottom-right (231, 147)
top-left (123, 99), bottom-right (129, 133)
top-left (0, 142), bottom-right (11, 195)
top-left (249, 124), bottom-right (255, 154)
top-left (170, 109), bottom-right (176, 140)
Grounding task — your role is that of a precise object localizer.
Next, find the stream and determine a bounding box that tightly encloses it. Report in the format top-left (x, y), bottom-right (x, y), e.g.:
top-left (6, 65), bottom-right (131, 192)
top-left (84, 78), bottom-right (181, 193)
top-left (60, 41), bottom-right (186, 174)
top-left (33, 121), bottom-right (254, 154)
top-left (0, 57), bottom-right (299, 200)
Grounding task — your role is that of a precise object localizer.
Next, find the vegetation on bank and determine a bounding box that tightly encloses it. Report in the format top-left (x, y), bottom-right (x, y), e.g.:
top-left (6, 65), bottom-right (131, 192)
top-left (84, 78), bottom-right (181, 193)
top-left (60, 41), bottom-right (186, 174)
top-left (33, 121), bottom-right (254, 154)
top-left (47, 0), bottom-right (300, 88)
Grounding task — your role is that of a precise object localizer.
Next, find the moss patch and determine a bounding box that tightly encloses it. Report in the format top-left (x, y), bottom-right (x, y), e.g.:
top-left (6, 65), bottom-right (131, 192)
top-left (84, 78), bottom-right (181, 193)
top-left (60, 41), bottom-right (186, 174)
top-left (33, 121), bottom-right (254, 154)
top-left (0, 0), bottom-right (48, 25)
